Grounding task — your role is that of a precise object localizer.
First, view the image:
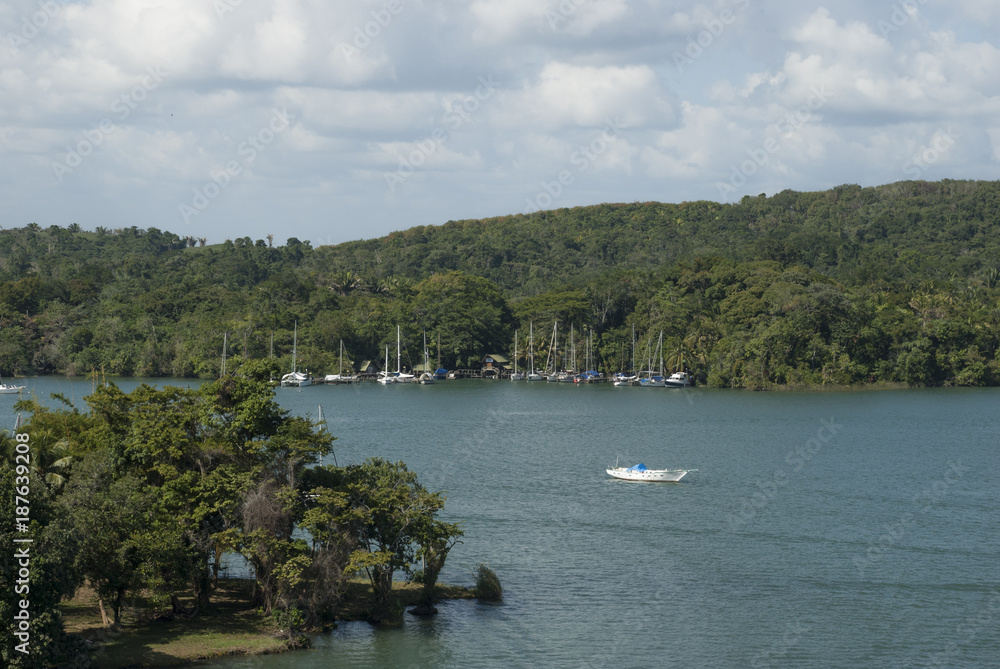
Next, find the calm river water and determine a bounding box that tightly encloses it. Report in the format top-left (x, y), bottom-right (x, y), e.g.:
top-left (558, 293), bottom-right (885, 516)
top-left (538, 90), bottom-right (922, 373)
top-left (3, 378), bottom-right (998, 668)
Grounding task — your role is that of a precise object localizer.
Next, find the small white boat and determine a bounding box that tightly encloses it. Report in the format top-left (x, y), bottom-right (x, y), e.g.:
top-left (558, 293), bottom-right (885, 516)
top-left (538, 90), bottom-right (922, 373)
top-left (637, 373), bottom-right (665, 387)
top-left (612, 373), bottom-right (635, 387)
top-left (0, 379), bottom-right (26, 394)
top-left (280, 371), bottom-right (311, 387)
top-left (664, 371), bottom-right (693, 387)
top-left (281, 321), bottom-right (311, 386)
top-left (606, 463), bottom-right (694, 482)
top-left (377, 345), bottom-right (395, 384)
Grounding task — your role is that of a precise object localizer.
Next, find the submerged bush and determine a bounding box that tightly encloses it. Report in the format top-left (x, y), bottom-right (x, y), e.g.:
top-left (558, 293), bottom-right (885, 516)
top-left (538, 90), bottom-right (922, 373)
top-left (475, 564), bottom-right (503, 602)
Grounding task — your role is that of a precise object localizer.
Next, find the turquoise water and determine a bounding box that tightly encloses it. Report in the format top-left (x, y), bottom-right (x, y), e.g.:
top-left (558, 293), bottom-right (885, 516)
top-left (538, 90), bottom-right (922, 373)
top-left (3, 379), bottom-right (999, 668)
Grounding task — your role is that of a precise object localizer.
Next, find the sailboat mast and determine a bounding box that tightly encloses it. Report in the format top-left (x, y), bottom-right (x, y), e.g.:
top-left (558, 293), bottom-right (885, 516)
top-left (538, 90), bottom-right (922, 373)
top-left (571, 325), bottom-right (576, 372)
top-left (631, 324), bottom-right (635, 375)
top-left (514, 330), bottom-right (518, 374)
top-left (529, 321), bottom-right (534, 374)
top-left (396, 325), bottom-right (401, 374)
top-left (291, 321), bottom-right (298, 374)
top-left (554, 322), bottom-right (558, 373)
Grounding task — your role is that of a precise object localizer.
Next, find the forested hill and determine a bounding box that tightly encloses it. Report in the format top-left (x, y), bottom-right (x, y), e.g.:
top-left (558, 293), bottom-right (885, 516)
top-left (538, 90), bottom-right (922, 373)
top-left (1, 178), bottom-right (999, 388)
top-left (309, 179), bottom-right (1000, 293)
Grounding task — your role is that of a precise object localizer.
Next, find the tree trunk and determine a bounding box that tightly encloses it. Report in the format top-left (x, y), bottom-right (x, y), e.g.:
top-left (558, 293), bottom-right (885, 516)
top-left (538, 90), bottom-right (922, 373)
top-left (98, 597), bottom-right (111, 627)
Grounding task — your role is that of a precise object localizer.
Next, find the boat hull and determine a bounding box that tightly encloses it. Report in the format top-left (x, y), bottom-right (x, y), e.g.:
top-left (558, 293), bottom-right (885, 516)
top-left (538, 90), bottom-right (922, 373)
top-left (606, 467), bottom-right (690, 482)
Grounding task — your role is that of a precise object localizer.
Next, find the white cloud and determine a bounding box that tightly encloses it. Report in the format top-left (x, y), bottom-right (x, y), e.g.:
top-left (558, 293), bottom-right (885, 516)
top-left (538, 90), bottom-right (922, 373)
top-left (0, 1), bottom-right (998, 242)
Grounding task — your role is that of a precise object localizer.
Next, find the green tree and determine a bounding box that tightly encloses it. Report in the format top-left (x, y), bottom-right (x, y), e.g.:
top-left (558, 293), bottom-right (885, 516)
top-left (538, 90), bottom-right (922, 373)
top-left (0, 467), bottom-right (88, 668)
top-left (410, 272), bottom-right (513, 368)
top-left (343, 458), bottom-right (460, 624)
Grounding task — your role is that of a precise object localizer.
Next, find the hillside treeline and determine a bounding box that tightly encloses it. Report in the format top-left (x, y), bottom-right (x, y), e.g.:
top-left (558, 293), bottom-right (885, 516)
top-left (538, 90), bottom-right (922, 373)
top-left (1, 179), bottom-right (999, 388)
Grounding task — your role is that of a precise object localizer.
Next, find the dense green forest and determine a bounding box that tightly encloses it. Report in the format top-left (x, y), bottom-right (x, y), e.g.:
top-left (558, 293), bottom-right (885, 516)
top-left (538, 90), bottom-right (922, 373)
top-left (2, 179), bottom-right (1000, 388)
top-left (1, 363), bottom-right (463, 667)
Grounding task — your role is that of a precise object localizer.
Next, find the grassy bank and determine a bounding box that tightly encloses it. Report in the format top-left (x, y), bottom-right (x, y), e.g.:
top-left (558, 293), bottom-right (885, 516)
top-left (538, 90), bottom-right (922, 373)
top-left (63, 579), bottom-right (476, 668)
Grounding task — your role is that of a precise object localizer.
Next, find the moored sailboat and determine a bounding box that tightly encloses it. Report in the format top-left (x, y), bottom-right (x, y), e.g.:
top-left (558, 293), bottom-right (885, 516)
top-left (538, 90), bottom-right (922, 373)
top-left (510, 329), bottom-right (524, 381)
top-left (280, 321), bottom-right (312, 387)
top-left (526, 321), bottom-right (544, 381)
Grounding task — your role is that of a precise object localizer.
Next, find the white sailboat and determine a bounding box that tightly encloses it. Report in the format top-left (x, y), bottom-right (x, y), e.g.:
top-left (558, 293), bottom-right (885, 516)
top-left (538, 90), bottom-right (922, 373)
top-left (526, 321), bottom-right (544, 381)
top-left (614, 324), bottom-right (637, 386)
top-left (545, 322), bottom-right (560, 382)
top-left (606, 463), bottom-right (694, 482)
top-left (325, 340), bottom-right (355, 384)
top-left (510, 329), bottom-right (524, 381)
top-left (419, 331), bottom-right (435, 384)
top-left (281, 321), bottom-right (311, 387)
top-left (377, 344), bottom-right (395, 384)
top-left (637, 331), bottom-right (665, 387)
top-left (557, 324), bottom-right (576, 382)
top-left (394, 325), bottom-right (415, 383)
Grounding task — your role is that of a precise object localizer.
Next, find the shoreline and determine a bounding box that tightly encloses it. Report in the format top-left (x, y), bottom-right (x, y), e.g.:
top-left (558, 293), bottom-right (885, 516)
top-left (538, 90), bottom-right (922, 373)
top-left (7, 373), bottom-right (995, 392)
top-left (63, 579), bottom-right (477, 668)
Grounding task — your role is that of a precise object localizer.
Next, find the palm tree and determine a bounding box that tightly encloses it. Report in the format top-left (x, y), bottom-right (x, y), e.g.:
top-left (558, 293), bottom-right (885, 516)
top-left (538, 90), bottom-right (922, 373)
top-left (27, 430), bottom-right (74, 489)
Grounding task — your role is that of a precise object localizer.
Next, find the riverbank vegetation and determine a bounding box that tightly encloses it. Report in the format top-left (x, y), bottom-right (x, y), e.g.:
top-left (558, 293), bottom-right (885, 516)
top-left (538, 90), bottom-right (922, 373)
top-left (1, 362), bottom-right (464, 668)
top-left (0, 180), bottom-right (999, 388)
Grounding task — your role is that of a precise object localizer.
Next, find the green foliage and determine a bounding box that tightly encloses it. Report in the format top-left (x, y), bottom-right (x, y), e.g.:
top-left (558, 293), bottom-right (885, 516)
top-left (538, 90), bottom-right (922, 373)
top-left (475, 564), bottom-right (503, 602)
top-left (1, 179), bottom-right (999, 387)
top-left (0, 467), bottom-right (89, 668)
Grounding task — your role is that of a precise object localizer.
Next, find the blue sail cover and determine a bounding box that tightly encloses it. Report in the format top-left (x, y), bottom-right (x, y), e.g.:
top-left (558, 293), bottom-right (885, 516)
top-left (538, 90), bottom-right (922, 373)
top-left (626, 463), bottom-right (648, 472)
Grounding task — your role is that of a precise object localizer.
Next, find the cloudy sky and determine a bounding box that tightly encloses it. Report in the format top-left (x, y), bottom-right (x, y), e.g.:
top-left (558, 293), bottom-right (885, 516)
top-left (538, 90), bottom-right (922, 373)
top-left (2, 0), bottom-right (998, 246)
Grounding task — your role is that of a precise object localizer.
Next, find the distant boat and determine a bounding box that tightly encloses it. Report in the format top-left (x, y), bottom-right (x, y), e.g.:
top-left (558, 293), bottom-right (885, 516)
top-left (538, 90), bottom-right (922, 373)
top-left (510, 329), bottom-right (524, 381)
top-left (419, 331), bottom-right (435, 384)
top-left (281, 321), bottom-right (312, 387)
top-left (377, 345), bottom-right (395, 385)
top-left (614, 325), bottom-right (636, 386)
top-left (526, 321), bottom-right (544, 381)
top-left (544, 322), bottom-right (560, 382)
top-left (325, 340), bottom-right (355, 384)
top-left (606, 463), bottom-right (694, 482)
top-left (394, 326), bottom-right (415, 383)
top-left (0, 376), bottom-right (25, 395)
top-left (636, 331), bottom-right (665, 387)
top-left (433, 333), bottom-right (448, 379)
top-left (664, 371), bottom-right (693, 388)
